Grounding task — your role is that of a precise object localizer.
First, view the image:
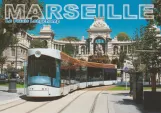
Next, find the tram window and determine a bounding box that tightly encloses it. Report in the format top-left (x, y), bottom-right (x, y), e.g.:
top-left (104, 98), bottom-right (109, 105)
top-left (104, 69), bottom-right (117, 80)
top-left (27, 55), bottom-right (56, 86)
top-left (60, 69), bottom-right (70, 86)
top-left (87, 67), bottom-right (103, 81)
top-left (70, 69), bottom-right (76, 84)
top-left (75, 67), bottom-right (81, 83)
top-left (79, 66), bottom-right (87, 82)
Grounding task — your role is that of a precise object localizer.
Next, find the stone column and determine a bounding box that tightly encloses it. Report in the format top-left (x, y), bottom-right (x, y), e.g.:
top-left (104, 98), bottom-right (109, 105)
top-left (61, 45), bottom-right (63, 51)
top-left (105, 38), bottom-right (108, 55)
top-left (127, 45), bottom-right (129, 54)
top-left (62, 45), bottom-right (65, 51)
top-left (57, 44), bottom-right (59, 50)
top-left (118, 46), bottom-right (120, 54)
top-left (78, 45), bottom-right (81, 55)
top-left (90, 40), bottom-right (93, 55)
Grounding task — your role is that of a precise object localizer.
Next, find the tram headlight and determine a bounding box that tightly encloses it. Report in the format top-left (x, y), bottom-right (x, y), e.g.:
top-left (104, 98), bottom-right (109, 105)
top-left (35, 51), bottom-right (41, 58)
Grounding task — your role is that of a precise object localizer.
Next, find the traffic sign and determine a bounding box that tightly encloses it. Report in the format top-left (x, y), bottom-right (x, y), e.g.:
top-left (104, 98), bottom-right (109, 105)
top-left (124, 67), bottom-right (128, 72)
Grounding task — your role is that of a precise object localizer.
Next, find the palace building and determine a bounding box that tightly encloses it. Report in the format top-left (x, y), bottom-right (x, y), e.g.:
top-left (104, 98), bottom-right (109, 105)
top-left (2, 17), bottom-right (161, 70)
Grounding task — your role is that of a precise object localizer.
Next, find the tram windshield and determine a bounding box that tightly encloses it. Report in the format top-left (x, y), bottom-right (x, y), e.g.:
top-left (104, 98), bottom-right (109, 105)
top-left (27, 55), bottom-right (56, 86)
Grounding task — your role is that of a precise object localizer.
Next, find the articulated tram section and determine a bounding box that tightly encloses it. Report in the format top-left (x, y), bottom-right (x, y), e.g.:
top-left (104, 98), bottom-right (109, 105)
top-left (25, 49), bottom-right (117, 97)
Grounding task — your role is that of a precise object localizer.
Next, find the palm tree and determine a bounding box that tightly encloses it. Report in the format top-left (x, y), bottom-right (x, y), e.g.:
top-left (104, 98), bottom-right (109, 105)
top-left (0, 56), bottom-right (7, 74)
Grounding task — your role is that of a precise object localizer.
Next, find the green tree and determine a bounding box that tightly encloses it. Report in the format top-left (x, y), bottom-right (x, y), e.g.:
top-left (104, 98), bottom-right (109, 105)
top-left (111, 58), bottom-right (119, 65)
top-left (0, 56), bottom-right (7, 73)
top-left (88, 55), bottom-right (110, 63)
top-left (60, 37), bottom-right (79, 56)
top-left (0, 30), bottom-right (18, 56)
top-left (118, 51), bottom-right (127, 68)
top-left (30, 40), bottom-right (48, 48)
top-left (132, 24), bottom-right (159, 92)
top-left (0, 0), bottom-right (43, 55)
top-left (63, 43), bottom-right (75, 56)
top-left (60, 37), bottom-right (80, 42)
top-left (153, 0), bottom-right (161, 25)
top-left (117, 32), bottom-right (130, 41)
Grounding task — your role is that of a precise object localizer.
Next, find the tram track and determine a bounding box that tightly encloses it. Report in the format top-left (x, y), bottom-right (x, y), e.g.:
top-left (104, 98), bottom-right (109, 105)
top-left (107, 94), bottom-right (110, 113)
top-left (57, 90), bottom-right (103, 113)
top-left (0, 98), bottom-right (21, 106)
top-left (0, 100), bottom-right (27, 112)
top-left (0, 90), bottom-right (88, 113)
top-left (89, 90), bottom-right (110, 113)
top-left (0, 90), bottom-right (109, 113)
top-left (89, 91), bottom-right (102, 113)
top-left (57, 91), bottom-right (89, 113)
top-left (26, 101), bottom-right (52, 113)
top-left (0, 100), bottom-right (52, 113)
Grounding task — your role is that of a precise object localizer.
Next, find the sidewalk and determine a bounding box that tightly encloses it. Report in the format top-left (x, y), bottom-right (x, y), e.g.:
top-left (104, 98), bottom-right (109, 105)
top-left (107, 91), bottom-right (160, 113)
top-left (0, 86), bottom-right (24, 105)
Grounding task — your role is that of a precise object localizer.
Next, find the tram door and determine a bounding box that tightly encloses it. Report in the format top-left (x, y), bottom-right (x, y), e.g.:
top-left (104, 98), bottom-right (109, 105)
top-left (61, 69), bottom-right (71, 94)
top-left (70, 69), bottom-right (76, 91)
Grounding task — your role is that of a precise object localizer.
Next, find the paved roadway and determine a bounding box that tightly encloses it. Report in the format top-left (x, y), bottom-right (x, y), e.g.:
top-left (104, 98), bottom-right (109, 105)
top-left (0, 86), bottom-right (159, 113)
top-left (0, 86), bottom-right (23, 104)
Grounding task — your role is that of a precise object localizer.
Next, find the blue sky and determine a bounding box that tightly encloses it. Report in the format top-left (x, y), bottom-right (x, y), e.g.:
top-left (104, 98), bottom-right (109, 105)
top-left (1, 0), bottom-right (153, 40)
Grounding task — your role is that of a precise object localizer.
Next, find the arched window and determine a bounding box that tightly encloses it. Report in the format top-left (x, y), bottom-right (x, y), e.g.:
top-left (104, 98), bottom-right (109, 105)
top-left (81, 46), bottom-right (85, 55)
top-left (93, 37), bottom-right (105, 55)
top-left (113, 46), bottom-right (118, 55)
top-left (43, 40), bottom-right (48, 48)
